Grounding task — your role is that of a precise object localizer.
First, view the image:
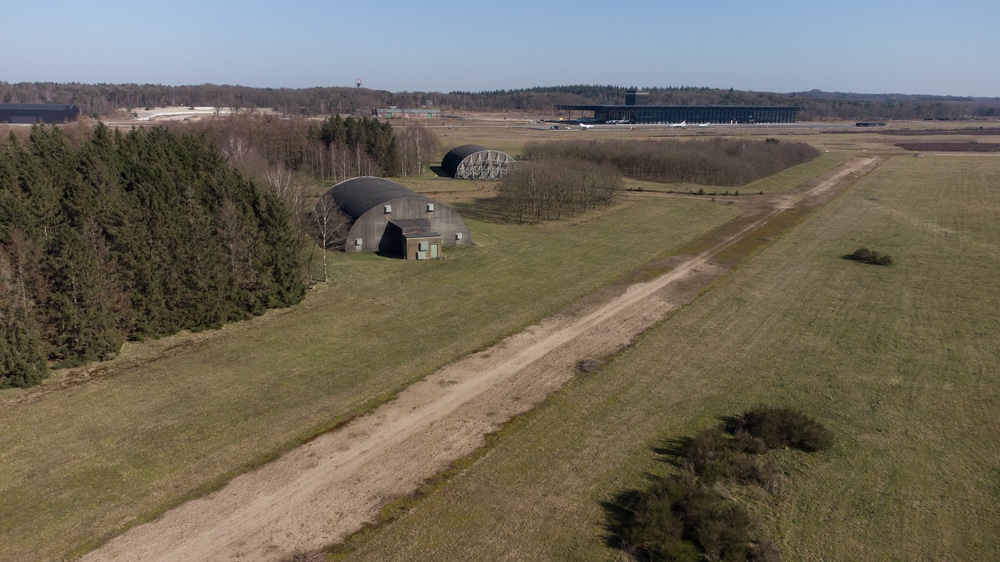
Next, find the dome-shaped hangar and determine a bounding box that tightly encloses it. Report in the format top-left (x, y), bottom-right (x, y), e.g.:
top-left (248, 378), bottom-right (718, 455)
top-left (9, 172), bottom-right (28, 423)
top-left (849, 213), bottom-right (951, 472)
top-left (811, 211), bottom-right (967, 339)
top-left (327, 177), bottom-right (472, 259)
top-left (441, 144), bottom-right (515, 180)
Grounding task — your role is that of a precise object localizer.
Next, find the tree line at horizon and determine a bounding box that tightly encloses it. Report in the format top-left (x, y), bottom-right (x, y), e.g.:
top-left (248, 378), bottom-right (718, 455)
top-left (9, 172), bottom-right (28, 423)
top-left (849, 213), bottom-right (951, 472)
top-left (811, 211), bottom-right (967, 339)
top-left (0, 124), bottom-right (305, 388)
top-left (2, 82), bottom-right (998, 121)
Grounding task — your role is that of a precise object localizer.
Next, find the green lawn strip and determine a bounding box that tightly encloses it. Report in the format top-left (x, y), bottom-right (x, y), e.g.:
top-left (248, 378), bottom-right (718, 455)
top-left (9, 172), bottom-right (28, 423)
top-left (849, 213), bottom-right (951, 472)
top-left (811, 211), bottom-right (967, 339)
top-left (0, 192), bottom-right (738, 561)
top-left (336, 154), bottom-right (1000, 561)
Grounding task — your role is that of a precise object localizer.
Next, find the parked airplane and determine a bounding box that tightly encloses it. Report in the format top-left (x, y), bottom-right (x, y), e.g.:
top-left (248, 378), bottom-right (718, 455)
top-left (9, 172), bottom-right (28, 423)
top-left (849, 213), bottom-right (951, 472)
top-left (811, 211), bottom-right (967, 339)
top-left (669, 120), bottom-right (687, 128)
top-left (579, 123), bottom-right (594, 129)
top-left (608, 119), bottom-right (630, 125)
top-left (698, 122), bottom-right (710, 127)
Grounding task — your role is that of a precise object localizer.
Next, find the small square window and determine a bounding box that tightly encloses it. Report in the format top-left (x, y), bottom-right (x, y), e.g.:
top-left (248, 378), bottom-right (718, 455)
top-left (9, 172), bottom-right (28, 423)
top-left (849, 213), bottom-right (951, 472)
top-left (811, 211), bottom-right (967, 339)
top-left (355, 238), bottom-right (363, 246)
top-left (384, 204), bottom-right (392, 213)
top-left (456, 232), bottom-right (463, 240)
top-left (427, 203), bottom-right (435, 212)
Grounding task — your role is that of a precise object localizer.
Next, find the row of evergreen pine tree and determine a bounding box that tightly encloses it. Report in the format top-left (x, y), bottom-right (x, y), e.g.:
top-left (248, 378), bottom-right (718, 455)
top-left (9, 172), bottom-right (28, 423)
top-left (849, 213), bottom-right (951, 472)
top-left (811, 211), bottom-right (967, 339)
top-left (0, 124), bottom-right (305, 388)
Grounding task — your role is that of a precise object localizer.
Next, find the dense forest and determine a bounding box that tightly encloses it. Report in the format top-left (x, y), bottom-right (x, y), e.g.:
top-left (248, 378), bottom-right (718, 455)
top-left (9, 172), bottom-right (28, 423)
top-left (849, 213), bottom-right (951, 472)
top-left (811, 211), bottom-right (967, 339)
top-left (0, 124), bottom-right (305, 387)
top-left (0, 113), bottom-right (442, 388)
top-left (2, 82), bottom-right (999, 121)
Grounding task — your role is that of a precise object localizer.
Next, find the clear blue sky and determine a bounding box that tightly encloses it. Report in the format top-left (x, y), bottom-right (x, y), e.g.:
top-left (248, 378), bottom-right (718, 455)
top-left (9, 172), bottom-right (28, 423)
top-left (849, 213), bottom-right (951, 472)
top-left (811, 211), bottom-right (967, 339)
top-left (3, 0), bottom-right (997, 97)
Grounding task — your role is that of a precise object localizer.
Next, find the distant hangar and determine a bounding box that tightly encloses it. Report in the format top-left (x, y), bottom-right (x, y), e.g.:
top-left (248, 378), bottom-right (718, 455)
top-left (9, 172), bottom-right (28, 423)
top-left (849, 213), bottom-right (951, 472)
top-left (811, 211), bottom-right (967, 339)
top-left (556, 91), bottom-right (798, 125)
top-left (0, 104), bottom-right (80, 124)
top-left (556, 104), bottom-right (799, 125)
top-left (326, 177), bottom-right (471, 259)
top-left (441, 144), bottom-right (515, 180)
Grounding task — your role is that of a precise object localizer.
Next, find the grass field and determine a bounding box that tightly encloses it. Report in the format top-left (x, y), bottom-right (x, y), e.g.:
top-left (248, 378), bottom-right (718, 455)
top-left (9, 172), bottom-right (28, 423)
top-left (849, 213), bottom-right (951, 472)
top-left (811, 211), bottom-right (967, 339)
top-left (331, 153), bottom-right (1000, 561)
top-left (0, 167), bottom-right (760, 560)
top-left (4, 118), bottom-right (996, 561)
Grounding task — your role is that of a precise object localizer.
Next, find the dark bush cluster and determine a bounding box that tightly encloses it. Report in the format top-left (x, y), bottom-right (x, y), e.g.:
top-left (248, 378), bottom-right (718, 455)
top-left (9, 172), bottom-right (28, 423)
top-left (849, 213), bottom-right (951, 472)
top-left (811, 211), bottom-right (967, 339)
top-left (845, 247), bottom-right (893, 266)
top-left (729, 406), bottom-right (835, 453)
top-left (619, 472), bottom-right (776, 562)
top-left (608, 407), bottom-right (832, 562)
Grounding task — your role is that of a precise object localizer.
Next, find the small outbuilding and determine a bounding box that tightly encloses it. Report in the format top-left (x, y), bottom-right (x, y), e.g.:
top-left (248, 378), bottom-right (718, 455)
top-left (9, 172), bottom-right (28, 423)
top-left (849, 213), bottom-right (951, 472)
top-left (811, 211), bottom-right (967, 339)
top-left (326, 177), bottom-right (472, 259)
top-left (441, 144), bottom-right (515, 180)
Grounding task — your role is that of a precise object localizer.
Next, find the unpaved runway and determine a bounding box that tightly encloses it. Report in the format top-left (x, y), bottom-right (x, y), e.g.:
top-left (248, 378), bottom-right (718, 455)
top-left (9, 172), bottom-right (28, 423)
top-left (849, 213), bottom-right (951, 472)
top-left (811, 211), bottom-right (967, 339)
top-left (82, 158), bottom-right (880, 561)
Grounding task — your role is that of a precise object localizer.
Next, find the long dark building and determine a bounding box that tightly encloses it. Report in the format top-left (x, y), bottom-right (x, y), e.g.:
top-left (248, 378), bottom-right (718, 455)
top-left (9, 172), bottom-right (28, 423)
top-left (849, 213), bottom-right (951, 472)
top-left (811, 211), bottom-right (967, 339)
top-left (0, 104), bottom-right (80, 124)
top-left (556, 91), bottom-right (798, 125)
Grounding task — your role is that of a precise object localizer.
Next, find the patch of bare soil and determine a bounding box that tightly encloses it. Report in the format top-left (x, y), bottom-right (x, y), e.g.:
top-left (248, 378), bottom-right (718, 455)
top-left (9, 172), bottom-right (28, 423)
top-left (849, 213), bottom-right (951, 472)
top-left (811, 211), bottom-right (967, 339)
top-left (80, 158), bottom-right (881, 562)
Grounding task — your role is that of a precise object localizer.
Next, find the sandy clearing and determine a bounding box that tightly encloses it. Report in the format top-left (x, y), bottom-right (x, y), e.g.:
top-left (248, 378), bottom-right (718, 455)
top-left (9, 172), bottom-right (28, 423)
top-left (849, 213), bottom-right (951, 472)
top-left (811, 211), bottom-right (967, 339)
top-left (81, 157), bottom-right (880, 562)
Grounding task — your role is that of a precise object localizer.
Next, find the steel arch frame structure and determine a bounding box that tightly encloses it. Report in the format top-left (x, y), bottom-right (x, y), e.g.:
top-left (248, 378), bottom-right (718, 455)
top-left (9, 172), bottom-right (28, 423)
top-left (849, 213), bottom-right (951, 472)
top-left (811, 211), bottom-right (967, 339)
top-left (442, 144), bottom-right (515, 180)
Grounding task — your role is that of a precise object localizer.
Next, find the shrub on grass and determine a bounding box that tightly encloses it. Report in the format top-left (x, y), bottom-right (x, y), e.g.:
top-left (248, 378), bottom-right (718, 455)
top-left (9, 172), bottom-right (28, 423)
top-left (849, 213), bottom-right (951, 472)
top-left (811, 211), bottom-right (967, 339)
top-left (575, 357), bottom-right (603, 374)
top-left (845, 247), bottom-right (893, 266)
top-left (682, 428), bottom-right (779, 487)
top-left (621, 477), bottom-right (700, 562)
top-left (732, 406), bottom-right (834, 452)
top-left (623, 471), bottom-right (756, 562)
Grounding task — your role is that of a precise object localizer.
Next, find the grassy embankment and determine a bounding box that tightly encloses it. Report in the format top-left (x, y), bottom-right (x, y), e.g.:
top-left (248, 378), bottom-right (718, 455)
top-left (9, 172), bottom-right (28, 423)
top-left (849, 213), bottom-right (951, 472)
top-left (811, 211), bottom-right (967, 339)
top-left (334, 154), bottom-right (1000, 561)
top-left (3, 149), bottom-right (838, 561)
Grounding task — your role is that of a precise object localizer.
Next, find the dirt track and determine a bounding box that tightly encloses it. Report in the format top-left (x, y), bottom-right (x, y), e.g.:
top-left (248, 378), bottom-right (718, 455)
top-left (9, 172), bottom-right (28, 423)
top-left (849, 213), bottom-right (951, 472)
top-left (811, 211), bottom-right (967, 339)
top-left (81, 158), bottom-right (881, 562)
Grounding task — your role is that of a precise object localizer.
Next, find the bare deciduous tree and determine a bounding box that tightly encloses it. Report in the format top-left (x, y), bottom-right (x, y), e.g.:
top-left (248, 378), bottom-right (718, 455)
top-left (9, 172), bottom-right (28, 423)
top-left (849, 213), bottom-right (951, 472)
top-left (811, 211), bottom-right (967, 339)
top-left (395, 126), bottom-right (440, 177)
top-left (310, 194), bottom-right (351, 283)
top-left (498, 157), bottom-right (621, 222)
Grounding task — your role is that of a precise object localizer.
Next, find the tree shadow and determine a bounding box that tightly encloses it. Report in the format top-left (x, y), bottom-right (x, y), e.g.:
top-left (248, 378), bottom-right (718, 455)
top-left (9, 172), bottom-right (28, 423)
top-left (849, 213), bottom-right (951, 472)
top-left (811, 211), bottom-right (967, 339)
top-left (652, 436), bottom-right (695, 469)
top-left (601, 452), bottom-right (676, 553)
top-left (601, 488), bottom-right (645, 550)
top-left (718, 414), bottom-right (742, 435)
top-left (447, 196), bottom-right (511, 224)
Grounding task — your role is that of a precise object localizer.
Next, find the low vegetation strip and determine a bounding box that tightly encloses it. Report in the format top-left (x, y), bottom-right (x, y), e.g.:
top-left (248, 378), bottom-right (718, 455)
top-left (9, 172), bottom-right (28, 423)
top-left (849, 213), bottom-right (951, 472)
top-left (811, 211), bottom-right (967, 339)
top-left (520, 138), bottom-right (820, 186)
top-left (333, 155), bottom-right (1000, 561)
top-left (896, 142), bottom-right (1000, 152)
